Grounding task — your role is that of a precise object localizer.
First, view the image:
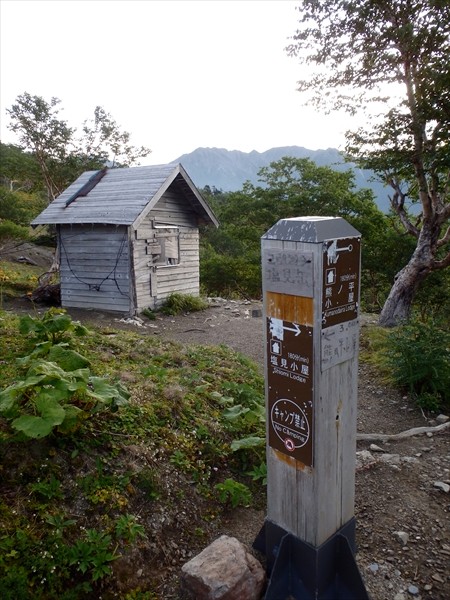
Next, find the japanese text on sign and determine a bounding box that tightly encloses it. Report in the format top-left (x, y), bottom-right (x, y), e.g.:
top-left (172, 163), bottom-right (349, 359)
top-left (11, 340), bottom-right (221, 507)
top-left (267, 317), bottom-right (314, 466)
top-left (263, 249), bottom-right (313, 297)
top-left (321, 319), bottom-right (359, 370)
top-left (322, 238), bottom-right (360, 327)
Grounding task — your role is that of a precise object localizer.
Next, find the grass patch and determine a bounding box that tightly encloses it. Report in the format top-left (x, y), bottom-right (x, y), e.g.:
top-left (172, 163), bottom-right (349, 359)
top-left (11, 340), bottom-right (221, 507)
top-left (159, 292), bottom-right (209, 315)
top-left (0, 260), bottom-right (42, 300)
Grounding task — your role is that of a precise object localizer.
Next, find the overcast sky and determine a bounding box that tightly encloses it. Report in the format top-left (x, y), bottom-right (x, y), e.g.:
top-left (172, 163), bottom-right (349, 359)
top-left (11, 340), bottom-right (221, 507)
top-left (0, 0), bottom-right (355, 164)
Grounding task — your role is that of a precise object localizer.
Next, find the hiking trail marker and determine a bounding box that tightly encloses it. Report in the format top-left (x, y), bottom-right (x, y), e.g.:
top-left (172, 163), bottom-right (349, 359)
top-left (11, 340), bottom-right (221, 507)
top-left (254, 217), bottom-right (369, 599)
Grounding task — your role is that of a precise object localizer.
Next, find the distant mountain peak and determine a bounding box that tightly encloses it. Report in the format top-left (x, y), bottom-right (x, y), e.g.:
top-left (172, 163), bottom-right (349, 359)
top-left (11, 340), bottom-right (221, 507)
top-left (171, 146), bottom-right (389, 211)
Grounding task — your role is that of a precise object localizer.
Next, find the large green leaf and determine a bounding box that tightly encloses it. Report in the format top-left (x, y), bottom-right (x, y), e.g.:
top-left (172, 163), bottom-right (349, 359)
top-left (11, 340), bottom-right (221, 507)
top-left (86, 377), bottom-right (130, 406)
top-left (35, 396), bottom-right (66, 425)
top-left (18, 315), bottom-right (39, 335)
top-left (47, 346), bottom-right (91, 371)
top-left (0, 388), bottom-right (19, 416)
top-left (222, 405), bottom-right (250, 421)
top-left (58, 404), bottom-right (85, 433)
top-left (44, 313), bottom-right (73, 335)
top-left (12, 415), bottom-right (56, 438)
top-left (27, 360), bottom-right (68, 379)
top-left (231, 436), bottom-right (265, 451)
top-left (11, 396), bottom-right (66, 438)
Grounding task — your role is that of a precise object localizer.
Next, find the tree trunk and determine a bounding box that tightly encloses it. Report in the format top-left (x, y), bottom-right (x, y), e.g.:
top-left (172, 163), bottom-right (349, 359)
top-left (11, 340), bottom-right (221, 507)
top-left (379, 241), bottom-right (432, 327)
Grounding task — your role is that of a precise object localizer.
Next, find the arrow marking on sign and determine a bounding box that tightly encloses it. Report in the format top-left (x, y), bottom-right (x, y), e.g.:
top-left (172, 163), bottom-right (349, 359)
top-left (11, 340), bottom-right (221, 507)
top-left (284, 323), bottom-right (301, 336)
top-left (322, 330), bottom-right (336, 341)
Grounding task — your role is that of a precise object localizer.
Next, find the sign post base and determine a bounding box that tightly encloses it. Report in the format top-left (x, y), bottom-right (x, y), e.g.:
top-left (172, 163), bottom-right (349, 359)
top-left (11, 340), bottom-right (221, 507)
top-left (254, 519), bottom-right (370, 600)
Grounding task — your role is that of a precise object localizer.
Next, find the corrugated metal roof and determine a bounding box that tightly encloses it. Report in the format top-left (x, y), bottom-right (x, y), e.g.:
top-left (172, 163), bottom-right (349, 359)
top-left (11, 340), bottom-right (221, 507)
top-left (31, 164), bottom-right (218, 227)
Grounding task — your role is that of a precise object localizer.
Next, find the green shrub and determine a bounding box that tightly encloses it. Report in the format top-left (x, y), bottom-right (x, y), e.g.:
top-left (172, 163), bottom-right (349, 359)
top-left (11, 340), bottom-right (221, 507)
top-left (159, 292), bottom-right (208, 315)
top-left (0, 220), bottom-right (30, 243)
top-left (381, 317), bottom-right (450, 410)
top-left (214, 478), bottom-right (252, 508)
top-left (0, 309), bottom-right (130, 439)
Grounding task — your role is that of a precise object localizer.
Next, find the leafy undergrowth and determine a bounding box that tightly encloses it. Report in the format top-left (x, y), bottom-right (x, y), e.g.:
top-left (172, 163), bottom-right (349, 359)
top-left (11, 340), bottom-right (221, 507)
top-left (0, 260), bottom-right (42, 301)
top-left (0, 309), bottom-right (265, 599)
top-left (361, 316), bottom-right (450, 412)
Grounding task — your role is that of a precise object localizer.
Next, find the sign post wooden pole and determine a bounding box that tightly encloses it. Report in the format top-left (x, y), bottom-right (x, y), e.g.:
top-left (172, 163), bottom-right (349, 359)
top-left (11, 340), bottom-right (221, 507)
top-left (254, 217), bottom-right (369, 599)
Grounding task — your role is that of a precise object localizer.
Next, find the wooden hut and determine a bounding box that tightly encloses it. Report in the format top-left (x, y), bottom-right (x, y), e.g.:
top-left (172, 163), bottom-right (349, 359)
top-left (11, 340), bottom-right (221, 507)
top-left (32, 164), bottom-right (218, 315)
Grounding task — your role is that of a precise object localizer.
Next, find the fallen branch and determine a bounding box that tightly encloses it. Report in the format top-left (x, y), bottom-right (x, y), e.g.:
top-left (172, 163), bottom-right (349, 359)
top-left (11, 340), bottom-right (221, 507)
top-left (357, 421), bottom-right (450, 442)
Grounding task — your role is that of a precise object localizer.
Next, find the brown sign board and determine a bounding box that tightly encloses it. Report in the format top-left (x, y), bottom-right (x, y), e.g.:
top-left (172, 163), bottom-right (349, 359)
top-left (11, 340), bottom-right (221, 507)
top-left (322, 237), bottom-right (361, 328)
top-left (266, 317), bottom-right (314, 467)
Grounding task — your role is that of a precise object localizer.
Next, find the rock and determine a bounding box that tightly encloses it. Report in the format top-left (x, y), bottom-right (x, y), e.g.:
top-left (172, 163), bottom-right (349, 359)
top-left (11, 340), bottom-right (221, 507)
top-left (401, 456), bottom-right (419, 464)
top-left (368, 563), bottom-right (379, 573)
top-left (431, 573), bottom-right (444, 583)
top-left (380, 453), bottom-right (401, 464)
top-left (16, 255), bottom-right (39, 266)
top-left (436, 414), bottom-right (449, 424)
top-left (355, 450), bottom-right (375, 469)
top-left (408, 584), bottom-right (419, 595)
top-left (433, 481), bottom-right (450, 493)
top-left (369, 444), bottom-right (384, 452)
top-left (394, 593), bottom-right (406, 600)
top-left (118, 317), bottom-right (144, 327)
top-left (251, 309), bottom-right (263, 318)
top-left (180, 535), bottom-right (266, 600)
top-left (393, 531), bottom-right (410, 545)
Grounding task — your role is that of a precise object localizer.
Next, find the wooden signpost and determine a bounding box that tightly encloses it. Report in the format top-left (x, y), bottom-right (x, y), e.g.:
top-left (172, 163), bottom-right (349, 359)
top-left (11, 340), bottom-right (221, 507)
top-left (254, 217), bottom-right (369, 599)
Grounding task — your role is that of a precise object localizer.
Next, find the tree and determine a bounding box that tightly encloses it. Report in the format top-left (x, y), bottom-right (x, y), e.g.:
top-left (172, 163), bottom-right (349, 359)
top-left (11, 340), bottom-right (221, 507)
top-left (6, 93), bottom-right (151, 203)
top-left (0, 143), bottom-right (40, 193)
top-left (7, 93), bottom-right (74, 202)
top-left (80, 106), bottom-right (151, 168)
top-left (287, 0), bottom-right (450, 326)
top-left (200, 157), bottom-right (389, 301)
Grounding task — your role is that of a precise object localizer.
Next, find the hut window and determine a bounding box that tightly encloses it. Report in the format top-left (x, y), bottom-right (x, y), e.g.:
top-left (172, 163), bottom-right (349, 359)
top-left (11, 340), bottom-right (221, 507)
top-left (154, 227), bottom-right (180, 266)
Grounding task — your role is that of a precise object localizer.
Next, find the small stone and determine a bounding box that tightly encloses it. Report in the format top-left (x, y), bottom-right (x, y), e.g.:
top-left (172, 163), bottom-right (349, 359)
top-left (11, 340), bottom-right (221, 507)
top-left (380, 453), bottom-right (401, 464)
top-left (408, 584), bottom-right (419, 595)
top-left (433, 481), bottom-right (450, 493)
top-left (369, 563), bottom-right (379, 573)
top-left (355, 450), bottom-right (375, 469)
top-left (424, 584), bottom-right (432, 591)
top-left (436, 414), bottom-right (449, 424)
top-left (401, 456), bottom-right (419, 464)
top-left (432, 573), bottom-right (444, 583)
top-left (394, 593), bottom-right (406, 600)
top-left (394, 531), bottom-right (410, 545)
top-left (369, 444), bottom-right (384, 452)
top-left (426, 432), bottom-right (433, 438)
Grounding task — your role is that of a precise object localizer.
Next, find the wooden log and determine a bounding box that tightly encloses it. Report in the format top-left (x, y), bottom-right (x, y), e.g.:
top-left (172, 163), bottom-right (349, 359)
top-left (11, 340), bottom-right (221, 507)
top-left (357, 421), bottom-right (450, 441)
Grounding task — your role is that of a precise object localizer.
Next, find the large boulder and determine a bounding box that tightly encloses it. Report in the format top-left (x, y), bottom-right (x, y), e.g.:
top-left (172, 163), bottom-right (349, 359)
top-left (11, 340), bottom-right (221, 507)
top-left (180, 534), bottom-right (266, 600)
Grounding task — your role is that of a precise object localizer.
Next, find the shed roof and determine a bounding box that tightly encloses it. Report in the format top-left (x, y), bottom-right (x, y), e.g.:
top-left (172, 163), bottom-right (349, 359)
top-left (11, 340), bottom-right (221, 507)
top-left (31, 164), bottom-right (219, 228)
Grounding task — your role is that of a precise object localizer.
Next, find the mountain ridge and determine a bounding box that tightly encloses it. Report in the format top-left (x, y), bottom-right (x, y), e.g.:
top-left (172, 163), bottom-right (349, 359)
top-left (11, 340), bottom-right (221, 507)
top-left (170, 145), bottom-right (389, 212)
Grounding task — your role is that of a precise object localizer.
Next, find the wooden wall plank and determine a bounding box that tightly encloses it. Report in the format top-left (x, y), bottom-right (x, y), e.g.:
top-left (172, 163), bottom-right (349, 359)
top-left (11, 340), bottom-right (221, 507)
top-left (60, 224), bottom-right (131, 313)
